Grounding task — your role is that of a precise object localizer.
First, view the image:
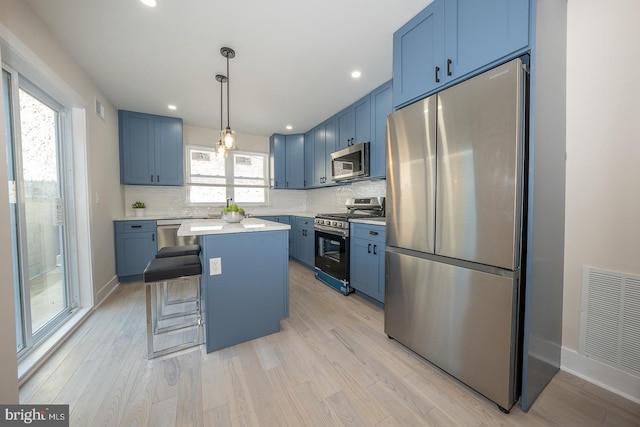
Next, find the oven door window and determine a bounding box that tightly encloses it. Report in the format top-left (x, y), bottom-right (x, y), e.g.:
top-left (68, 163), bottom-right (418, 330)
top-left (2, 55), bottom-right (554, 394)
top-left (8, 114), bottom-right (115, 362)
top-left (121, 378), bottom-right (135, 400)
top-left (315, 230), bottom-right (349, 281)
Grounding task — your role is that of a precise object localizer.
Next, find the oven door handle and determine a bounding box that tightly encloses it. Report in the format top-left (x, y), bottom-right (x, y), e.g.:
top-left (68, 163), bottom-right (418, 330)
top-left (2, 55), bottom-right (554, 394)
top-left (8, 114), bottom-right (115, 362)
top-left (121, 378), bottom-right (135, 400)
top-left (314, 224), bottom-right (348, 238)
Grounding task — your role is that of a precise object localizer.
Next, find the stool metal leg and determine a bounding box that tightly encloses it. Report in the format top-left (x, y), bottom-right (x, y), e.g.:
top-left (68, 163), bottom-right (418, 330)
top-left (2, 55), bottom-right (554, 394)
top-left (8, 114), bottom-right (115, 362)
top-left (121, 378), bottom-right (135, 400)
top-left (146, 275), bottom-right (203, 359)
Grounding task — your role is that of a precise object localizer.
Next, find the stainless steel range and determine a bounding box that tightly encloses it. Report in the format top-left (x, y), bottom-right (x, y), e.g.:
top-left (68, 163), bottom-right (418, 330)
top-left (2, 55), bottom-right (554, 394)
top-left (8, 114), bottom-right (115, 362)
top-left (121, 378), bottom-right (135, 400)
top-left (314, 197), bottom-right (385, 295)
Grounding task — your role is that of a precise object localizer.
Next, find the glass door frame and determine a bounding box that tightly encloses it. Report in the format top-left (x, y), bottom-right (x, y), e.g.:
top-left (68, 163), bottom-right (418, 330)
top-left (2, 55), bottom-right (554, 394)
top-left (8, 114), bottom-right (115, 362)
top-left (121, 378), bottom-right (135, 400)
top-left (3, 64), bottom-right (76, 359)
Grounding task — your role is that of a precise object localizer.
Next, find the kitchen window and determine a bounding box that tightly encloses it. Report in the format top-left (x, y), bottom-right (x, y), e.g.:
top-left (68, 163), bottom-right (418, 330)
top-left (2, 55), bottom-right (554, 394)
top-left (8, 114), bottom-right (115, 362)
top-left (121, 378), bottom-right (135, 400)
top-left (186, 145), bottom-right (268, 205)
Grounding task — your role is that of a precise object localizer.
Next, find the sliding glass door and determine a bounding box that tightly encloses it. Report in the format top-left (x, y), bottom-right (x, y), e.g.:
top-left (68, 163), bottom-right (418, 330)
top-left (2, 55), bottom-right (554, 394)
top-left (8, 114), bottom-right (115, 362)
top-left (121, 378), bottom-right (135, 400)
top-left (4, 66), bottom-right (73, 355)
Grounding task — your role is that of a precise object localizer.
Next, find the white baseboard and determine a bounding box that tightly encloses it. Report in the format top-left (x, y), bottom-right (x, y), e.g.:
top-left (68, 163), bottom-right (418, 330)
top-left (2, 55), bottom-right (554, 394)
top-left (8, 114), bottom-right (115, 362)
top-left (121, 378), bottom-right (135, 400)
top-left (561, 347), bottom-right (640, 404)
top-left (95, 275), bottom-right (119, 305)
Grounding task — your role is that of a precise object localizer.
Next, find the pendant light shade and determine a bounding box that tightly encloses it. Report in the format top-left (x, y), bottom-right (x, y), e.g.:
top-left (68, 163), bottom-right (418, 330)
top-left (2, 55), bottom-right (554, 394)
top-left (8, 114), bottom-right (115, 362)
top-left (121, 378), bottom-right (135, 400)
top-left (220, 47), bottom-right (236, 151)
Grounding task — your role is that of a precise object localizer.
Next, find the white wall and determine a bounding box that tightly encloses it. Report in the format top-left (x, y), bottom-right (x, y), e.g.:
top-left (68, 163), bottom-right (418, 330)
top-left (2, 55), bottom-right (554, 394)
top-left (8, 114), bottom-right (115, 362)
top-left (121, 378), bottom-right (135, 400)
top-left (563, 0), bottom-right (640, 398)
top-left (0, 0), bottom-right (123, 390)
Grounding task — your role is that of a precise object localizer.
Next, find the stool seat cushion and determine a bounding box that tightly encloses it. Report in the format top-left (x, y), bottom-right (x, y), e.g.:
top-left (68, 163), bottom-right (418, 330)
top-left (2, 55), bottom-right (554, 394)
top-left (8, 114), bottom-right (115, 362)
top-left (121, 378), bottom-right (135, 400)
top-left (144, 254), bottom-right (202, 282)
top-left (156, 244), bottom-right (201, 258)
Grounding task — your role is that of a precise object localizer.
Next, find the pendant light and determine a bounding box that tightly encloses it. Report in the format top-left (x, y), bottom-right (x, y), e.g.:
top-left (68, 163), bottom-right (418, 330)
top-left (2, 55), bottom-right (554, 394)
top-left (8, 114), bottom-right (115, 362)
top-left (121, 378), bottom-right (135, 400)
top-left (215, 73), bottom-right (228, 155)
top-left (220, 47), bottom-right (236, 150)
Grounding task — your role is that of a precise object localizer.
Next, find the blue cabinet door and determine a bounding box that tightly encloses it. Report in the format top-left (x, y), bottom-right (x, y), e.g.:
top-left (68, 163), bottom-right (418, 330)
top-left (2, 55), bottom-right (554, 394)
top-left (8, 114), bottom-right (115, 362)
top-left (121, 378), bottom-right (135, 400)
top-left (304, 130), bottom-right (314, 188)
top-left (392, 0), bottom-right (445, 108)
top-left (313, 124), bottom-right (326, 186)
top-left (323, 117), bottom-right (336, 185)
top-left (351, 238), bottom-right (378, 297)
top-left (285, 134), bottom-right (305, 188)
top-left (352, 95), bottom-right (371, 145)
top-left (350, 224), bottom-right (386, 303)
top-left (119, 111), bottom-right (155, 185)
top-left (114, 220), bottom-right (157, 282)
top-left (154, 115), bottom-right (183, 185)
top-left (292, 216), bottom-right (314, 267)
top-left (270, 134), bottom-right (286, 189)
top-left (370, 80), bottom-right (392, 179)
top-left (335, 107), bottom-right (353, 151)
top-left (446, 0), bottom-right (530, 81)
top-left (119, 110), bottom-right (183, 186)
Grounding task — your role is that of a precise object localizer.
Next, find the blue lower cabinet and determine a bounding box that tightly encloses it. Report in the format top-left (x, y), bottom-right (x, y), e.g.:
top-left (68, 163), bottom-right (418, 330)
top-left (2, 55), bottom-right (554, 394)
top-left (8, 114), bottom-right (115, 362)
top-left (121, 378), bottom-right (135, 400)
top-left (291, 216), bottom-right (314, 267)
top-left (201, 230), bottom-right (289, 352)
top-left (350, 223), bottom-right (386, 303)
top-left (114, 220), bottom-right (157, 282)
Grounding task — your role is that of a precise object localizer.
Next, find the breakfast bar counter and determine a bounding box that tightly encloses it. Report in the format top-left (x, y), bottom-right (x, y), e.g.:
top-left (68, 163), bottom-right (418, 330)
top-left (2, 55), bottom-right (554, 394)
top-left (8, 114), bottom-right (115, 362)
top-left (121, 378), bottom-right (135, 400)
top-left (178, 218), bottom-right (291, 353)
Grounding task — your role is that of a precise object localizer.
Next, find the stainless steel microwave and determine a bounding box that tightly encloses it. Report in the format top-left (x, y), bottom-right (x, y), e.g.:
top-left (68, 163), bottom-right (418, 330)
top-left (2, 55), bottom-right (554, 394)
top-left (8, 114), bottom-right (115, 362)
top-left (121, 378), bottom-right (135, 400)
top-left (330, 142), bottom-right (370, 181)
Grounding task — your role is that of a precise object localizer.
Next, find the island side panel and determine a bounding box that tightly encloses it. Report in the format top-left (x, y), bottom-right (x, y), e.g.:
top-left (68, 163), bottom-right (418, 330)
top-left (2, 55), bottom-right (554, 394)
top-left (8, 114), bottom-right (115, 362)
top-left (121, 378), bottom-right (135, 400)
top-left (202, 229), bottom-right (289, 353)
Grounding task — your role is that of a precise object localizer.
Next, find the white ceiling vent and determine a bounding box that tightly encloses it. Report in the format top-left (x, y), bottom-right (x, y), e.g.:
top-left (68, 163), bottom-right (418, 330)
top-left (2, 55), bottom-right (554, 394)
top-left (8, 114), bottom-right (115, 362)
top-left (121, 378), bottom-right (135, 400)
top-left (579, 266), bottom-right (640, 376)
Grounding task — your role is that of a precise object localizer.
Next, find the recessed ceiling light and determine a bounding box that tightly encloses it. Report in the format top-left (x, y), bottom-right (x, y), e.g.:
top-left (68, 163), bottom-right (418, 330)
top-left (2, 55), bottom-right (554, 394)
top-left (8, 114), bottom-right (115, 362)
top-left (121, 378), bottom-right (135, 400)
top-left (351, 70), bottom-right (362, 78)
top-left (168, 104), bottom-right (177, 110)
top-left (140, 0), bottom-right (157, 7)
top-left (286, 125), bottom-right (293, 130)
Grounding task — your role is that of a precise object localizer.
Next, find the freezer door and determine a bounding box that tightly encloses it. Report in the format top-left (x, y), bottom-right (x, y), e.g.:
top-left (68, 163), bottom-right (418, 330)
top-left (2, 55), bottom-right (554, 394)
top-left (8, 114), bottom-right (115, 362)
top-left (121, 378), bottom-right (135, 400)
top-left (386, 96), bottom-right (437, 254)
top-left (384, 250), bottom-right (519, 409)
top-left (436, 58), bottom-right (525, 270)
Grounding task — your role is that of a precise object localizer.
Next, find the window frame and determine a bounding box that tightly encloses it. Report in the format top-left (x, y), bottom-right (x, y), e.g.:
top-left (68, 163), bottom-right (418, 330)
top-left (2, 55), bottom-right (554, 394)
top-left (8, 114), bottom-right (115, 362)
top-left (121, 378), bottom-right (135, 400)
top-left (185, 144), bottom-right (269, 206)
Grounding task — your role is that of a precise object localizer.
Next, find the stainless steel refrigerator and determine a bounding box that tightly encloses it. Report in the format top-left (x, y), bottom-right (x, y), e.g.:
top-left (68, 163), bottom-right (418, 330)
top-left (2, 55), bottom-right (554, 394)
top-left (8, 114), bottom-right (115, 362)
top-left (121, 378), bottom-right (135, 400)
top-left (385, 57), bottom-right (526, 411)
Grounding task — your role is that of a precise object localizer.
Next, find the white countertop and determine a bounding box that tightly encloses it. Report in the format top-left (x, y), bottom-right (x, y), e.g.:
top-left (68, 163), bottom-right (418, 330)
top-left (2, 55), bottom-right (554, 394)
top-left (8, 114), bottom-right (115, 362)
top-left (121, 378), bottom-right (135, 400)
top-left (177, 218), bottom-right (291, 236)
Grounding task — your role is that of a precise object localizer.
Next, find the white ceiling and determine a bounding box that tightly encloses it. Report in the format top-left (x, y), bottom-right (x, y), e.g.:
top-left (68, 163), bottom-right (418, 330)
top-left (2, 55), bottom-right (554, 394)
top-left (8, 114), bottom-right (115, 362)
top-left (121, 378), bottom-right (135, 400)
top-left (25, 0), bottom-right (430, 137)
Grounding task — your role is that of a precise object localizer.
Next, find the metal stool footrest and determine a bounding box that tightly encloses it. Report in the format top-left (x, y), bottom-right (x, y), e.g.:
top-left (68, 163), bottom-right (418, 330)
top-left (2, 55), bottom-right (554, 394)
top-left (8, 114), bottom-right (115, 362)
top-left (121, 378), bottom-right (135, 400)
top-left (144, 255), bottom-right (203, 359)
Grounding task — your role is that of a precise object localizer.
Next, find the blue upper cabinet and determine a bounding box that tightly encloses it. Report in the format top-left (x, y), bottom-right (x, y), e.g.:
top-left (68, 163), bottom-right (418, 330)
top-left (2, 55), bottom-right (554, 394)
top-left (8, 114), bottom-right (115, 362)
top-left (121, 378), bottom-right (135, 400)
top-left (392, 0), bottom-right (445, 108)
top-left (269, 133), bottom-right (286, 189)
top-left (153, 115), bottom-right (184, 185)
top-left (285, 134), bottom-right (305, 189)
top-left (119, 110), bottom-right (183, 186)
top-left (335, 106), bottom-right (352, 151)
top-left (370, 80), bottom-right (392, 179)
top-left (353, 95), bottom-right (371, 146)
top-left (446, 0), bottom-right (530, 82)
top-left (304, 130), bottom-right (314, 188)
top-left (335, 94), bottom-right (371, 151)
top-left (393, 0), bottom-right (529, 108)
top-left (312, 118), bottom-right (335, 187)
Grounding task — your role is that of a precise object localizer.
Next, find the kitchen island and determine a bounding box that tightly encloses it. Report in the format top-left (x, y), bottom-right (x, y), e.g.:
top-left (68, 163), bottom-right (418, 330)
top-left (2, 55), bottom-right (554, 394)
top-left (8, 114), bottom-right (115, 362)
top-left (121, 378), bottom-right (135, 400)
top-left (178, 218), bottom-right (290, 353)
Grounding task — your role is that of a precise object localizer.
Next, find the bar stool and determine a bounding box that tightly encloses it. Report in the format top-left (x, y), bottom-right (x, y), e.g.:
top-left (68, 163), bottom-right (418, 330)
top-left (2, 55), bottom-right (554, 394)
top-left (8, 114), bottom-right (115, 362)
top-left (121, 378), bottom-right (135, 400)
top-left (155, 245), bottom-right (201, 314)
top-left (143, 254), bottom-right (203, 359)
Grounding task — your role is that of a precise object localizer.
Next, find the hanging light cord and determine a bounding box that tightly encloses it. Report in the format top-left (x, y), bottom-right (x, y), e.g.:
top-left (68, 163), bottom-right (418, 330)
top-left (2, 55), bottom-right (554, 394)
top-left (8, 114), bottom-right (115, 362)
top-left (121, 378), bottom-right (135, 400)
top-left (226, 53), bottom-right (230, 129)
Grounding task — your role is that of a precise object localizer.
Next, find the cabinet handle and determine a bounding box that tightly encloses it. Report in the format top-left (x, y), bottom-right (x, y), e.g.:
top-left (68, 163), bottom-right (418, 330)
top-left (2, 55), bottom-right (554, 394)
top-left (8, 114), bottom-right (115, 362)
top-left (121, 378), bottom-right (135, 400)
top-left (152, 233), bottom-right (155, 242)
top-left (150, 174), bottom-right (154, 183)
top-left (447, 59), bottom-right (452, 76)
top-left (131, 225), bottom-right (142, 228)
top-left (157, 175), bottom-right (160, 182)
top-left (368, 243), bottom-right (372, 254)
top-left (369, 231), bottom-right (378, 236)
top-left (435, 66), bottom-right (440, 83)
top-left (373, 244), bottom-right (377, 255)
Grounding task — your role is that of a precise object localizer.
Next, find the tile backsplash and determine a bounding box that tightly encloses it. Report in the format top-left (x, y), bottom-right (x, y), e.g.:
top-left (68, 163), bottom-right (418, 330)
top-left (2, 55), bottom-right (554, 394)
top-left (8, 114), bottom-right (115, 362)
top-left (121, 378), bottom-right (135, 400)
top-left (124, 179), bottom-right (386, 217)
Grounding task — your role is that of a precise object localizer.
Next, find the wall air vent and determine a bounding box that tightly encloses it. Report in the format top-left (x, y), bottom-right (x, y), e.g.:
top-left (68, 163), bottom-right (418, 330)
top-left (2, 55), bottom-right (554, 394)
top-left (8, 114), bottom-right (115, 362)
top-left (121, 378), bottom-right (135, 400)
top-left (579, 266), bottom-right (640, 376)
top-left (95, 98), bottom-right (105, 121)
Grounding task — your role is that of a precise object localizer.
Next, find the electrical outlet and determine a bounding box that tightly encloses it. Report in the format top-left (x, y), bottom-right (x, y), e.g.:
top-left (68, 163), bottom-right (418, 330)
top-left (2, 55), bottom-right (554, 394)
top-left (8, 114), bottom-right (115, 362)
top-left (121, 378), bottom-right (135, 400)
top-left (210, 257), bottom-right (222, 275)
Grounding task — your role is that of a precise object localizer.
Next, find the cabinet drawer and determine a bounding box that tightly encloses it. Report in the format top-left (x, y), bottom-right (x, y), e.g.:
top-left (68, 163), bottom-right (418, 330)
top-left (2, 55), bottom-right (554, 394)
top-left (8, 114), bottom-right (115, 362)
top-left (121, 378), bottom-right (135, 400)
top-left (351, 223), bottom-right (385, 242)
top-left (115, 220), bottom-right (157, 234)
top-left (295, 216), bottom-right (313, 229)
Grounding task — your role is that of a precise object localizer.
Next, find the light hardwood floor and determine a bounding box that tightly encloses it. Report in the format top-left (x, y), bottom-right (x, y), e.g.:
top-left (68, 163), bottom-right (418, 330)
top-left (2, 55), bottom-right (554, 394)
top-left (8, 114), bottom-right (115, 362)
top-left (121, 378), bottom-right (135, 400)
top-left (21, 261), bottom-right (640, 426)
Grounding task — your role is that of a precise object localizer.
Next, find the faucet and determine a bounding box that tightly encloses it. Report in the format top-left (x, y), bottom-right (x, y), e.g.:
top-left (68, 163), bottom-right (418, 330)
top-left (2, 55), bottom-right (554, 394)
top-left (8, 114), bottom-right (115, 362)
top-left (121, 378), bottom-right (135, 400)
top-left (226, 198), bottom-right (232, 208)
